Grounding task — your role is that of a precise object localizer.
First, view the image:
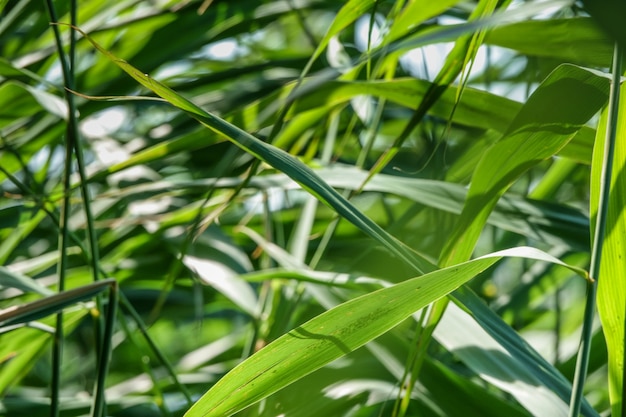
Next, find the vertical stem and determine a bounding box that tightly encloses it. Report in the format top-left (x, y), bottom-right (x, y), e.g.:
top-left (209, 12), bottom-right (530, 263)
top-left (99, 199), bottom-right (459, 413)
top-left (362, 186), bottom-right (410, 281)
top-left (45, 1), bottom-right (107, 414)
top-left (43, 3), bottom-right (72, 416)
top-left (50, 95), bottom-right (72, 417)
top-left (568, 43), bottom-right (622, 417)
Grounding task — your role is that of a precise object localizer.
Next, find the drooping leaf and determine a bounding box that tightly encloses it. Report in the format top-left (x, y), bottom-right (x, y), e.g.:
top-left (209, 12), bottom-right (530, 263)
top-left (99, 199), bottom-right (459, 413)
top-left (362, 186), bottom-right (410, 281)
top-left (385, 0), bottom-right (461, 44)
top-left (449, 287), bottom-right (599, 417)
top-left (436, 303), bottom-right (583, 417)
top-left (0, 266), bottom-right (52, 297)
top-left (73, 24), bottom-right (436, 275)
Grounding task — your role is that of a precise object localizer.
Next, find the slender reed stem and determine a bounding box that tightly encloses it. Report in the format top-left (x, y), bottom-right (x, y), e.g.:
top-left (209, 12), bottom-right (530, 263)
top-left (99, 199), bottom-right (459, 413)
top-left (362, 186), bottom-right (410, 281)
top-left (45, 2), bottom-right (106, 412)
top-left (42, 3), bottom-right (74, 416)
top-left (568, 42), bottom-right (622, 417)
top-left (119, 294), bottom-right (194, 406)
top-left (50, 93), bottom-right (72, 417)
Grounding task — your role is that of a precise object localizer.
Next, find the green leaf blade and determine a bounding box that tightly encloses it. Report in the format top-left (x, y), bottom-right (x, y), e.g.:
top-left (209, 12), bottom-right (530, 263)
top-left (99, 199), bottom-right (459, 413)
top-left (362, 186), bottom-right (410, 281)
top-left (184, 256), bottom-right (500, 417)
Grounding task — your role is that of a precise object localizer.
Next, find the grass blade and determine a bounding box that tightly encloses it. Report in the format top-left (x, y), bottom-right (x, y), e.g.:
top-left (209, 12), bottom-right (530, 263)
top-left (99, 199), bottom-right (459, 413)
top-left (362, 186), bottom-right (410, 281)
top-left (184, 246), bottom-right (587, 416)
top-left (186, 257), bottom-right (498, 416)
top-left (0, 267), bottom-right (53, 297)
top-left (0, 279), bottom-right (115, 327)
top-left (72, 24), bottom-right (435, 275)
top-left (361, 0), bottom-right (504, 192)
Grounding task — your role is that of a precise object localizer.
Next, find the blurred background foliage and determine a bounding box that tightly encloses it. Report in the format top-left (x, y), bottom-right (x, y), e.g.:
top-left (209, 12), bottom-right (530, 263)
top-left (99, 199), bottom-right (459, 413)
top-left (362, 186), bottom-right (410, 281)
top-left (0, 0), bottom-right (621, 416)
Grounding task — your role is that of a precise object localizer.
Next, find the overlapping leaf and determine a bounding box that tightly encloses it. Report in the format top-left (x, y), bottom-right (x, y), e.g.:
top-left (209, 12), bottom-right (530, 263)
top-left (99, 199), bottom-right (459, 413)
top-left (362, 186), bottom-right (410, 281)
top-left (440, 64), bottom-right (611, 266)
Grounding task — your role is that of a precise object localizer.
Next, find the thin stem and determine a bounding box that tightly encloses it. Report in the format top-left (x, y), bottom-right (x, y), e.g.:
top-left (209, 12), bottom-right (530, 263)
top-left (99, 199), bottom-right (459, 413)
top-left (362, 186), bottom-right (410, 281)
top-left (46, 5), bottom-right (102, 285)
top-left (43, 2), bottom-right (73, 416)
top-left (46, 0), bottom-right (106, 386)
top-left (50, 125), bottom-right (72, 417)
top-left (117, 303), bottom-right (171, 416)
top-left (50, 102), bottom-right (72, 417)
top-left (568, 43), bottom-right (622, 417)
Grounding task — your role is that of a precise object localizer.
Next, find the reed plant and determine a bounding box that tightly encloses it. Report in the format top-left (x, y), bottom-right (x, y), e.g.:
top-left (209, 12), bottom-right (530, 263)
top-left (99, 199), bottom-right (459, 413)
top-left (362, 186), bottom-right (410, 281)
top-left (0, 1), bottom-right (624, 416)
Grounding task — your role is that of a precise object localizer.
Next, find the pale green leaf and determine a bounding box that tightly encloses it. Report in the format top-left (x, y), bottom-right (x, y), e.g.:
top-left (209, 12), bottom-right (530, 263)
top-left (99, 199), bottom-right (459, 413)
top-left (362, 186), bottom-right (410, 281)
top-left (185, 245), bottom-right (588, 416)
top-left (385, 0), bottom-right (461, 44)
top-left (437, 303), bottom-right (570, 417)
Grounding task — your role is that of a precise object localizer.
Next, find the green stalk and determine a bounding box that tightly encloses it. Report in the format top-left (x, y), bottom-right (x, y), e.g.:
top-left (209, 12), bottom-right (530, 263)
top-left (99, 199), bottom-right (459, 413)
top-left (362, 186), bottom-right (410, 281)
top-left (45, 4), bottom-right (102, 284)
top-left (43, 2), bottom-right (74, 416)
top-left (568, 43), bottom-right (622, 417)
top-left (116, 306), bottom-right (171, 416)
top-left (50, 117), bottom-right (71, 417)
top-left (50, 91), bottom-right (72, 417)
top-left (147, 144), bottom-right (242, 324)
top-left (278, 112), bottom-right (342, 337)
top-left (46, 2), bottom-right (106, 407)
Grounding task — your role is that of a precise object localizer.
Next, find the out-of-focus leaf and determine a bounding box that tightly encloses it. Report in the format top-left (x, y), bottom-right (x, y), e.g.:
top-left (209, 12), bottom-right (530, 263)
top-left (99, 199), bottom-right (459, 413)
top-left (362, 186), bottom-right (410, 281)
top-left (385, 0), bottom-right (461, 44)
top-left (109, 165), bottom-right (589, 251)
top-left (279, 78), bottom-right (595, 163)
top-left (0, 210), bottom-right (48, 265)
top-left (363, 0), bottom-right (502, 187)
top-left (583, 0), bottom-right (626, 48)
top-left (436, 303), bottom-right (573, 417)
top-left (182, 255), bottom-right (258, 317)
top-left (421, 357), bottom-right (530, 417)
top-left (450, 287), bottom-right (599, 417)
top-left (485, 18), bottom-right (613, 67)
top-left (289, 78), bottom-right (519, 133)
top-left (0, 204), bottom-right (21, 230)
top-left (0, 266), bottom-right (52, 297)
top-left (0, 81), bottom-right (67, 120)
top-left (0, 310), bottom-right (86, 394)
top-left (307, 0), bottom-right (375, 66)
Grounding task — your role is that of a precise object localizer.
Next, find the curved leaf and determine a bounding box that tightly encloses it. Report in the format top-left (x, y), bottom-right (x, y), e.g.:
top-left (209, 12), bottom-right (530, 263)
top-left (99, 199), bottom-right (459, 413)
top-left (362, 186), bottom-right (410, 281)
top-left (185, 246), bottom-right (587, 416)
top-left (74, 25), bottom-right (436, 275)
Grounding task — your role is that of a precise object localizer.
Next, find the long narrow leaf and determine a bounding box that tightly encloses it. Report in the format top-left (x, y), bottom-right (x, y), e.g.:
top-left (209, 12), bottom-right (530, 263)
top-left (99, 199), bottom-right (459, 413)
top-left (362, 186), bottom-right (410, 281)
top-left (72, 25), bottom-right (435, 275)
top-left (184, 247), bottom-right (587, 416)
